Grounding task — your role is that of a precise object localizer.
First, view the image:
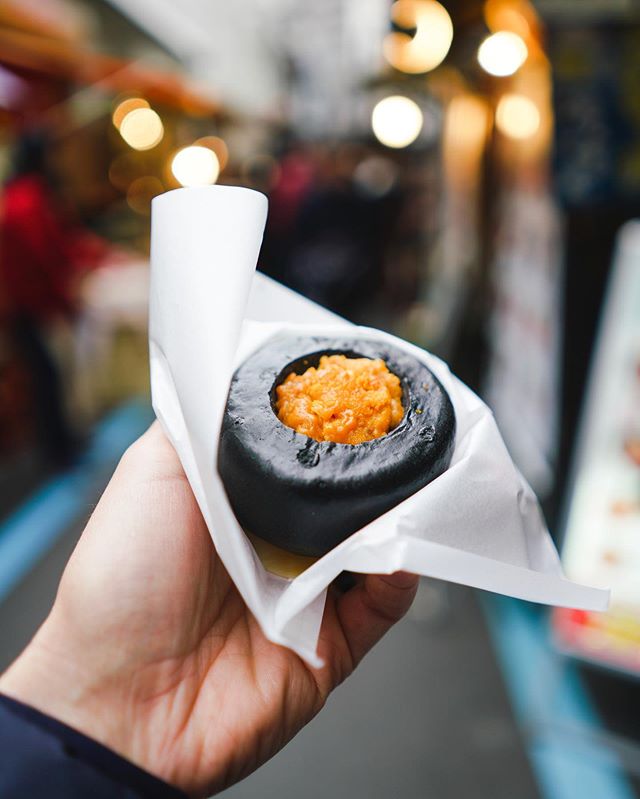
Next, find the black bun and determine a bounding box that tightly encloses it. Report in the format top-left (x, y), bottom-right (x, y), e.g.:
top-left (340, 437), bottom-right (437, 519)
top-left (218, 335), bottom-right (456, 557)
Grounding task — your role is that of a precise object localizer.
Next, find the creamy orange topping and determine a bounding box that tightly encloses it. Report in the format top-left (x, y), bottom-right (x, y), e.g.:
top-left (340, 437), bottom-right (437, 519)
top-left (276, 354), bottom-right (404, 445)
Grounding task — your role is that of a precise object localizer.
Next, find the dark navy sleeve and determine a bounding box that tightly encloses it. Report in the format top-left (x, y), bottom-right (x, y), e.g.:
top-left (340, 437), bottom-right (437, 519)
top-left (0, 694), bottom-right (188, 798)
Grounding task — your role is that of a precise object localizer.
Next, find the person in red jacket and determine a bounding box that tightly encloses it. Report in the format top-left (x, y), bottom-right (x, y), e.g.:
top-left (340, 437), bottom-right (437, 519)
top-left (0, 131), bottom-right (103, 466)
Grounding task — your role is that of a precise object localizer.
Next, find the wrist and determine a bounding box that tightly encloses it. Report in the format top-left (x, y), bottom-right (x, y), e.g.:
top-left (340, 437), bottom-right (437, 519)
top-left (0, 618), bottom-right (197, 794)
top-left (0, 621), bottom-right (133, 764)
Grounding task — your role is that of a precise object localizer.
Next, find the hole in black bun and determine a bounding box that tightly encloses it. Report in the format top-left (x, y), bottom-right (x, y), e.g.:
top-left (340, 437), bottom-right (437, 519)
top-left (269, 350), bottom-right (410, 435)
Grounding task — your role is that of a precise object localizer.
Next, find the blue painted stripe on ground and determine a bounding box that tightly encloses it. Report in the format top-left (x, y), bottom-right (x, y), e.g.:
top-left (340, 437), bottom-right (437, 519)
top-left (482, 595), bottom-right (635, 799)
top-left (0, 401), bottom-right (154, 603)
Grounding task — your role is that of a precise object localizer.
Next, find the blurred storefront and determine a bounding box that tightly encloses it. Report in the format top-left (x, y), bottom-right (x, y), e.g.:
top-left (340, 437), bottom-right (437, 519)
top-left (0, 0), bottom-right (220, 502)
top-left (0, 0), bottom-right (639, 797)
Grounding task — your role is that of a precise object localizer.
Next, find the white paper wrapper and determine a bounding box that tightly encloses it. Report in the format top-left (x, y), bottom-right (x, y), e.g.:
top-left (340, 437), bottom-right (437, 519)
top-left (150, 186), bottom-right (609, 667)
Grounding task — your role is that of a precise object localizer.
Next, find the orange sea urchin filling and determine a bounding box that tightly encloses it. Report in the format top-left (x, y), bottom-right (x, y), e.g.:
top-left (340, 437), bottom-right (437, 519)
top-left (276, 354), bottom-right (404, 445)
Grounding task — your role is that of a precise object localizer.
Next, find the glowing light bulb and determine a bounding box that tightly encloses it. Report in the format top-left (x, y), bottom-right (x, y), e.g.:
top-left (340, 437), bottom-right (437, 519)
top-left (119, 108), bottom-right (164, 151)
top-left (478, 31), bottom-right (528, 77)
top-left (112, 98), bottom-right (149, 130)
top-left (171, 146), bottom-right (220, 187)
top-left (495, 93), bottom-right (540, 139)
top-left (383, 0), bottom-right (453, 74)
top-left (372, 96), bottom-right (424, 149)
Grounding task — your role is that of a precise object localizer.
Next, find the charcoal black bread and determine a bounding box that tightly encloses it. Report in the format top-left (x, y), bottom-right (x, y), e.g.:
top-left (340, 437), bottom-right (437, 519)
top-left (217, 335), bottom-right (456, 558)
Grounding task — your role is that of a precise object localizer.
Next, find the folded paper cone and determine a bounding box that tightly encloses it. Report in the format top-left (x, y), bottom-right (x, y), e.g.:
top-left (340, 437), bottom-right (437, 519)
top-left (150, 186), bottom-right (609, 668)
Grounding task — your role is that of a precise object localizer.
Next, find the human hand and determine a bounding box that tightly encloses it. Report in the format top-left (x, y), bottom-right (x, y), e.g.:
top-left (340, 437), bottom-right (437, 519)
top-left (0, 423), bottom-right (418, 797)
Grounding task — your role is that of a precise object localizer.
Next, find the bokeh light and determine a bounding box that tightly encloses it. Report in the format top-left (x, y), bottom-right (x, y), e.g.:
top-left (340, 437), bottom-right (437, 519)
top-left (108, 153), bottom-right (144, 191)
top-left (171, 146), bottom-right (220, 187)
top-left (353, 156), bottom-right (399, 198)
top-left (194, 136), bottom-right (229, 172)
top-left (478, 31), bottom-right (528, 77)
top-left (483, 0), bottom-right (531, 39)
top-left (126, 176), bottom-right (165, 215)
top-left (119, 108), bottom-right (164, 151)
top-left (445, 94), bottom-right (491, 150)
top-left (443, 94), bottom-right (491, 189)
top-left (383, 0), bottom-right (453, 74)
top-left (112, 97), bottom-right (149, 130)
top-left (495, 93), bottom-right (540, 139)
top-left (372, 96), bottom-right (424, 149)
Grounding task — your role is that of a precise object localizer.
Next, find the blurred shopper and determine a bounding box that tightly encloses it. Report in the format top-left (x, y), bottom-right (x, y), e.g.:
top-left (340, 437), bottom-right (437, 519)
top-left (0, 131), bottom-right (105, 467)
top-left (268, 144), bottom-right (394, 319)
top-left (262, 145), bottom-right (316, 284)
top-left (0, 423), bottom-right (418, 798)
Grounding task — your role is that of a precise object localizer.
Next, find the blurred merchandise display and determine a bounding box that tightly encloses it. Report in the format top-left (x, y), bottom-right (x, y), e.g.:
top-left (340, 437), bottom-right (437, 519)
top-left (556, 222), bottom-right (640, 677)
top-left (75, 260), bottom-right (150, 417)
top-left (547, 12), bottom-right (640, 535)
top-left (0, 0), bottom-right (220, 487)
top-left (485, 188), bottom-right (562, 497)
top-left (410, 91), bottom-right (489, 362)
top-left (551, 24), bottom-right (640, 206)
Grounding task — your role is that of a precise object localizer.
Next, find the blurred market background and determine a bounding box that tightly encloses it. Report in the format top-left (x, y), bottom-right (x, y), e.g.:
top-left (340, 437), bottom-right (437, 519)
top-left (0, 0), bottom-right (639, 796)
